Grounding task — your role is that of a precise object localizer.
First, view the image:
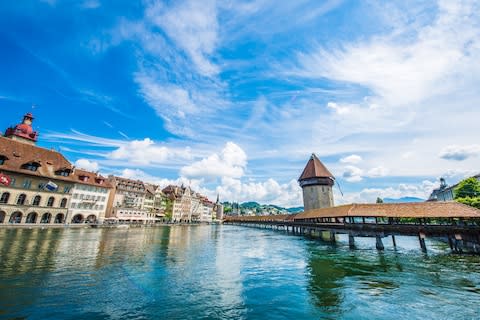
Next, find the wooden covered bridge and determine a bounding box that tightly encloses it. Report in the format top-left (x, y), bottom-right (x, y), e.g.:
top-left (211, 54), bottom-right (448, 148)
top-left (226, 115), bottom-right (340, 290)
top-left (225, 201), bottom-right (480, 253)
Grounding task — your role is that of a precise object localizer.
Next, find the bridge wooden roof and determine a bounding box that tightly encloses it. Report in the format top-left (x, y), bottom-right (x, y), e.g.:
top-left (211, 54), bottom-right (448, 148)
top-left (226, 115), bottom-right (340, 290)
top-left (294, 202), bottom-right (480, 220)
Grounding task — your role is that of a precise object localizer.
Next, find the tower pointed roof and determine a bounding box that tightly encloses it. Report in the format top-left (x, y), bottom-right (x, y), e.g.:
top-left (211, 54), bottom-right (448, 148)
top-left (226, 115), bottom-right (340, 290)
top-left (298, 153), bottom-right (334, 181)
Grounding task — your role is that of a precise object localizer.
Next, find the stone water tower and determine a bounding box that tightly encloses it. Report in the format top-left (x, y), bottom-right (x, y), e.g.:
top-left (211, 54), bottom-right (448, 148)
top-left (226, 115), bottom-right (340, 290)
top-left (298, 153), bottom-right (335, 211)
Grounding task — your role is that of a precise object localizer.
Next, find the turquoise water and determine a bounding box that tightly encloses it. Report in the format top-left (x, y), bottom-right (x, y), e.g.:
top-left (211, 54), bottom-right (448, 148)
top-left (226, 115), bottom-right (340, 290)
top-left (0, 225), bottom-right (479, 319)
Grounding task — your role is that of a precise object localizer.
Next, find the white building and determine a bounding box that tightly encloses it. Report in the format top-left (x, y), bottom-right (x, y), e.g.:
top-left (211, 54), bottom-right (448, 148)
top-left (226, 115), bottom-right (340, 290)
top-left (68, 169), bottom-right (111, 224)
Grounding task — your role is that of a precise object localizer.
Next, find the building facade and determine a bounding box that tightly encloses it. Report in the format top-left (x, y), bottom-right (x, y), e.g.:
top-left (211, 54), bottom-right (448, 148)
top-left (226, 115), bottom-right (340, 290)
top-left (0, 113), bottom-right (74, 224)
top-left (106, 176), bottom-right (156, 223)
top-left (428, 175), bottom-right (480, 202)
top-left (68, 169), bottom-right (112, 224)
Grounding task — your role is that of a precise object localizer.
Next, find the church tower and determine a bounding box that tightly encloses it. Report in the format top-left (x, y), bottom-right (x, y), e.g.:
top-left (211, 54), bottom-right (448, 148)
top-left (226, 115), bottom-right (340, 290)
top-left (298, 153), bottom-right (335, 211)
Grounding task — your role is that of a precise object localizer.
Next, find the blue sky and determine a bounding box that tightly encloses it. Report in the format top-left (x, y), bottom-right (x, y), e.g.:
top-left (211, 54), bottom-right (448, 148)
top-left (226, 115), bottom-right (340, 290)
top-left (1, 0), bottom-right (479, 206)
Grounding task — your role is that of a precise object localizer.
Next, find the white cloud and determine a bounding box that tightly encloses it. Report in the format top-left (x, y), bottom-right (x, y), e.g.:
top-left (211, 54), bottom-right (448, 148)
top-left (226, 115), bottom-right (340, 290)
top-left (147, 0), bottom-right (219, 76)
top-left (181, 142), bottom-right (247, 179)
top-left (340, 154), bottom-right (362, 164)
top-left (327, 102), bottom-right (353, 115)
top-left (135, 73), bottom-right (197, 118)
top-left (74, 159), bottom-right (99, 172)
top-left (439, 145), bottom-right (480, 161)
top-left (339, 180), bottom-right (437, 204)
top-left (367, 166), bottom-right (389, 178)
top-left (342, 165), bottom-right (363, 182)
top-left (109, 138), bottom-right (192, 165)
top-left (216, 177), bottom-right (302, 207)
top-left (294, 1), bottom-right (480, 107)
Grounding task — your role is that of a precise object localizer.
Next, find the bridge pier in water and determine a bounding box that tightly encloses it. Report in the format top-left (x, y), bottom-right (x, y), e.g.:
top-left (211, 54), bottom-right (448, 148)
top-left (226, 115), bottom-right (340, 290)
top-left (348, 233), bottom-right (355, 249)
top-left (375, 236), bottom-right (384, 251)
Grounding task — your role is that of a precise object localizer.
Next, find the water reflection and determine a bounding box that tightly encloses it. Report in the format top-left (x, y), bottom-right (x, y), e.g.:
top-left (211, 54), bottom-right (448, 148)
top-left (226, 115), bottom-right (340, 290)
top-left (0, 226), bottom-right (479, 319)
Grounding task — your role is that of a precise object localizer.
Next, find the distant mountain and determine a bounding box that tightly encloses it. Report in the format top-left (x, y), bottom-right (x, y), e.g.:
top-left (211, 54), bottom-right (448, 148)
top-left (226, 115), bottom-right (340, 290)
top-left (383, 197), bottom-right (424, 203)
top-left (287, 207), bottom-right (304, 213)
top-left (241, 201), bottom-right (261, 208)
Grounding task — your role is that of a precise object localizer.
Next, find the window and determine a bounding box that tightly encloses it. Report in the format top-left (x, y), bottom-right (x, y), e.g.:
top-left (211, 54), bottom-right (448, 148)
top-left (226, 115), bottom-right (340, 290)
top-left (32, 195), bottom-right (41, 206)
top-left (0, 155), bottom-right (7, 165)
top-left (73, 193), bottom-right (78, 199)
top-left (23, 179), bottom-right (32, 189)
top-left (60, 198), bottom-right (67, 208)
top-left (21, 162), bottom-right (40, 171)
top-left (0, 192), bottom-right (10, 204)
top-left (56, 169), bottom-right (71, 177)
top-left (71, 202), bottom-right (76, 209)
top-left (80, 194), bottom-right (84, 200)
top-left (64, 186), bottom-right (71, 193)
top-left (47, 197), bottom-right (55, 207)
top-left (10, 177), bottom-right (16, 187)
top-left (17, 194), bottom-right (27, 205)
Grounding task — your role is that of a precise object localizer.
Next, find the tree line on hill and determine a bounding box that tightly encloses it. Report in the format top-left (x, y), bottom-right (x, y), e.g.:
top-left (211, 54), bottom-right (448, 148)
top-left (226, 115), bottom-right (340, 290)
top-left (454, 177), bottom-right (480, 209)
top-left (222, 201), bottom-right (303, 215)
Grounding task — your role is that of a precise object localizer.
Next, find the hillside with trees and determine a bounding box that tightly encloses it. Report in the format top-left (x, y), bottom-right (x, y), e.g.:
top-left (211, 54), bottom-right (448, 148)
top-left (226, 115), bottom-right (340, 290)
top-left (454, 177), bottom-right (480, 209)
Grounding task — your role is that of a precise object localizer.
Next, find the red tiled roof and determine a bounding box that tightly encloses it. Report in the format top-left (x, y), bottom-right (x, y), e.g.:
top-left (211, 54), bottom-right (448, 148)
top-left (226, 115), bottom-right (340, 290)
top-left (0, 136), bottom-right (74, 182)
top-left (73, 169), bottom-right (112, 188)
top-left (298, 153), bottom-right (334, 181)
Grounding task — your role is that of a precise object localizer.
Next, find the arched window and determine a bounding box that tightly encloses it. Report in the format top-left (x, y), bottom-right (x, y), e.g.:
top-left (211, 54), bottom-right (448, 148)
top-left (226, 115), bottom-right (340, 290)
top-left (26, 212), bottom-right (37, 223)
top-left (17, 194), bottom-right (27, 205)
top-left (9, 212), bottom-right (22, 223)
top-left (41, 212), bottom-right (52, 223)
top-left (0, 192), bottom-right (10, 204)
top-left (60, 198), bottom-right (68, 208)
top-left (32, 195), bottom-right (41, 206)
top-left (47, 197), bottom-right (55, 207)
top-left (21, 162), bottom-right (40, 172)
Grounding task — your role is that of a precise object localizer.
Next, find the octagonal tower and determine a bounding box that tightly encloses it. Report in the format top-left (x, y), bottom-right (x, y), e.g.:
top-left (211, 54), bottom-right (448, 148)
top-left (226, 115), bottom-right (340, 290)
top-left (298, 153), bottom-right (335, 211)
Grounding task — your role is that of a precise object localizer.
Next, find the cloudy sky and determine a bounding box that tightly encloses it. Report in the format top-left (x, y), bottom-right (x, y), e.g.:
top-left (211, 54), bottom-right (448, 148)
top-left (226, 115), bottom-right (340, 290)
top-left (1, 0), bottom-right (479, 207)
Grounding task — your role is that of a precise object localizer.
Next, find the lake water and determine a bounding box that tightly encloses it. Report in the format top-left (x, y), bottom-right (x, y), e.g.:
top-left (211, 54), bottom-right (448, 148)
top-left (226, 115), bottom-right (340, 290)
top-left (0, 225), bottom-right (479, 319)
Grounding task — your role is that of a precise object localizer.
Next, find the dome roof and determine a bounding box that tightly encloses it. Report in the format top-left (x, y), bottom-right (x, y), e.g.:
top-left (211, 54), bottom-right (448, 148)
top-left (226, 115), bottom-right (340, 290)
top-left (15, 123), bottom-right (34, 134)
top-left (3, 112), bottom-right (38, 143)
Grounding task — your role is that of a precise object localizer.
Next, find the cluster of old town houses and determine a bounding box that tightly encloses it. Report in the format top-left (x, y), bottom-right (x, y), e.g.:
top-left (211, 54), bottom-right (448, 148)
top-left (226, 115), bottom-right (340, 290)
top-left (0, 112), bottom-right (224, 225)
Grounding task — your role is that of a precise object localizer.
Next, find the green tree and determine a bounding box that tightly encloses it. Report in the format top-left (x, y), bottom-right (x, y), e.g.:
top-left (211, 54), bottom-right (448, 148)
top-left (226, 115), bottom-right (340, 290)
top-left (454, 177), bottom-right (480, 199)
top-left (456, 197), bottom-right (480, 209)
top-left (454, 177), bottom-right (480, 209)
top-left (376, 197), bottom-right (383, 203)
top-left (164, 198), bottom-right (173, 221)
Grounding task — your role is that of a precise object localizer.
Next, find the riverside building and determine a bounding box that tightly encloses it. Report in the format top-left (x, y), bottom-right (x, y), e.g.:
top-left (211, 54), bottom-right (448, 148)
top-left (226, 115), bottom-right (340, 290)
top-left (0, 113), bottom-right (73, 224)
top-left (68, 169), bottom-right (112, 224)
top-left (106, 176), bottom-right (158, 224)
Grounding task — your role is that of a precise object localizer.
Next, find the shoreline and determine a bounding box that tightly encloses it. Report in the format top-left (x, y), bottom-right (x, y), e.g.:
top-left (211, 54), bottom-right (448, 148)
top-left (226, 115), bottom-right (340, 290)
top-left (0, 222), bottom-right (222, 229)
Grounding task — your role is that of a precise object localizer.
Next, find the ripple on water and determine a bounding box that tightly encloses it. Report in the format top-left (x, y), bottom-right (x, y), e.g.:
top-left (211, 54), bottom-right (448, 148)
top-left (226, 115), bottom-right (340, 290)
top-left (0, 226), bottom-right (479, 320)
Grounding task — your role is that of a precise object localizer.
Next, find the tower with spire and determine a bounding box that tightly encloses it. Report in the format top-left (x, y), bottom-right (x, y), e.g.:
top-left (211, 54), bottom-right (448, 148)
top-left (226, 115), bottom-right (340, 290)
top-left (298, 153), bottom-right (335, 211)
